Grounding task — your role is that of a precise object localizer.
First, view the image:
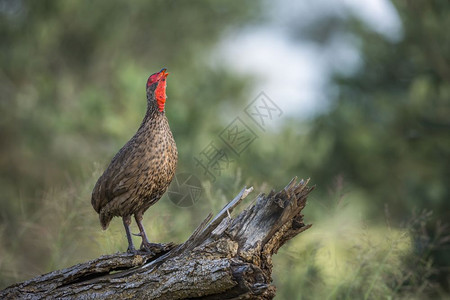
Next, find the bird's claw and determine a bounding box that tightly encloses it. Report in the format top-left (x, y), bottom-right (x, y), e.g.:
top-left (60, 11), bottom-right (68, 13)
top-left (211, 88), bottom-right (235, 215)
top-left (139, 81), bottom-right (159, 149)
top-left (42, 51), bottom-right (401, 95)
top-left (140, 243), bottom-right (156, 255)
top-left (127, 246), bottom-right (137, 254)
top-left (140, 241), bottom-right (165, 255)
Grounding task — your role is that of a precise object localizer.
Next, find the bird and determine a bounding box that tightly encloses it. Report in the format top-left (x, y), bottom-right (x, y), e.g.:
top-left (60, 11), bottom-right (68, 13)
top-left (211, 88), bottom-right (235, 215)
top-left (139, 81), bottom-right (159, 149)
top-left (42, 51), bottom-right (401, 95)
top-left (91, 68), bottom-right (178, 253)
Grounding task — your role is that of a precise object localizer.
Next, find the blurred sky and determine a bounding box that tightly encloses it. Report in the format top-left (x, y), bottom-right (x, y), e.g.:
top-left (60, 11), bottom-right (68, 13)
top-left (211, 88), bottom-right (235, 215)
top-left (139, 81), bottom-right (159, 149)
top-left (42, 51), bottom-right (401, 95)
top-left (216, 0), bottom-right (402, 119)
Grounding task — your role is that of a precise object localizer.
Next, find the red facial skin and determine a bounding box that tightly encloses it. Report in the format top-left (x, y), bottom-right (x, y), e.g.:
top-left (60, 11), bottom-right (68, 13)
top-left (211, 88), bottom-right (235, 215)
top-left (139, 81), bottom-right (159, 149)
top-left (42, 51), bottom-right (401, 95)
top-left (147, 69), bottom-right (169, 112)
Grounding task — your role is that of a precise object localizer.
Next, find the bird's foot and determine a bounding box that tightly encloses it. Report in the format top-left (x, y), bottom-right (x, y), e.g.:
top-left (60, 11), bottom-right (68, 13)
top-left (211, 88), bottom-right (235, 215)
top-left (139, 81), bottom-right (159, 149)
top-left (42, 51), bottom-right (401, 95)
top-left (140, 241), bottom-right (165, 254)
top-left (126, 245), bottom-right (137, 254)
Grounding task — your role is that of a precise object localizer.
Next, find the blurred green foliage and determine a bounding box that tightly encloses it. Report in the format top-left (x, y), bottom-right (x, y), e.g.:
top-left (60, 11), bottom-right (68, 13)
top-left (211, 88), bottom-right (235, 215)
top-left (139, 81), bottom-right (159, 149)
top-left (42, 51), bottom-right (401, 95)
top-left (310, 0), bottom-right (450, 220)
top-left (301, 1), bottom-right (450, 296)
top-left (0, 0), bottom-right (449, 298)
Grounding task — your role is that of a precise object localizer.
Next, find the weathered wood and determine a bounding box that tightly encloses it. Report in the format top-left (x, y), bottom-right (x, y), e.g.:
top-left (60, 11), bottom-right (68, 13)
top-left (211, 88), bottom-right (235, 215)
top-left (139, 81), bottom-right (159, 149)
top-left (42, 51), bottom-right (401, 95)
top-left (0, 177), bottom-right (314, 299)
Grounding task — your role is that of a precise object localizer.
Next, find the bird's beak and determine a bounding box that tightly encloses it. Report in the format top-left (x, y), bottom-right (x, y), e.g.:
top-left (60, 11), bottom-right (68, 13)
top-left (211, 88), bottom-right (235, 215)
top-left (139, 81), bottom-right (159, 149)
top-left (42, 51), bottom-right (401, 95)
top-left (159, 68), bottom-right (169, 79)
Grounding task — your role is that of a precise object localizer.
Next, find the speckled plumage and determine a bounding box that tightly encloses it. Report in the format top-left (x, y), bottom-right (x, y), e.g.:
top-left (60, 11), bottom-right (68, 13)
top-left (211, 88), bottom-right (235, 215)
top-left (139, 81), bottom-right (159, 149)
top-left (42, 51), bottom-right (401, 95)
top-left (91, 69), bottom-right (177, 252)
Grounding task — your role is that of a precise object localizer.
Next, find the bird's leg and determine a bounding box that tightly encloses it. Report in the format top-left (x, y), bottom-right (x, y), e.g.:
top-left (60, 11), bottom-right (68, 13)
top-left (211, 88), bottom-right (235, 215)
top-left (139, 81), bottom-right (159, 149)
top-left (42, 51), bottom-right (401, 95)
top-left (134, 212), bottom-right (163, 253)
top-left (122, 216), bottom-right (135, 253)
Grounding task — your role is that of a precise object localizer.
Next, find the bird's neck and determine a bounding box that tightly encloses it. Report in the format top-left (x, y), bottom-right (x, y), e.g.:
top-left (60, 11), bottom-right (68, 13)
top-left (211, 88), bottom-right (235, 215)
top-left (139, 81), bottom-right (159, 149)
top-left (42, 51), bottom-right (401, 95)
top-left (136, 99), bottom-right (164, 132)
top-left (146, 86), bottom-right (166, 113)
top-left (146, 101), bottom-right (162, 116)
top-left (144, 105), bottom-right (163, 120)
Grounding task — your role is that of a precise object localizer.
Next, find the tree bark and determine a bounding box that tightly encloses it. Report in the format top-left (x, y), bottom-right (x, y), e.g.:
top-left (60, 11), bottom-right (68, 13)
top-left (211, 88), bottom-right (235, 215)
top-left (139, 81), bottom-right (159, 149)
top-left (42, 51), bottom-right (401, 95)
top-left (1, 177), bottom-right (314, 299)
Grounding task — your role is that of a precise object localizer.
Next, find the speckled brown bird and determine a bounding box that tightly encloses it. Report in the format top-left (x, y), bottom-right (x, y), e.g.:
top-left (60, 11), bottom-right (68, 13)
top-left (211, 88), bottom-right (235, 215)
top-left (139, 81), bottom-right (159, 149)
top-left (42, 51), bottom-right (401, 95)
top-left (91, 68), bottom-right (177, 252)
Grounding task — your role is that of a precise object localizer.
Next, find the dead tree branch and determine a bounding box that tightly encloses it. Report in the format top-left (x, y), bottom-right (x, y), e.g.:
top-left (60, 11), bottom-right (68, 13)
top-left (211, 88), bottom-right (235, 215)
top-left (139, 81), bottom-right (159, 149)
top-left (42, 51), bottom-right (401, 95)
top-left (1, 177), bottom-right (314, 299)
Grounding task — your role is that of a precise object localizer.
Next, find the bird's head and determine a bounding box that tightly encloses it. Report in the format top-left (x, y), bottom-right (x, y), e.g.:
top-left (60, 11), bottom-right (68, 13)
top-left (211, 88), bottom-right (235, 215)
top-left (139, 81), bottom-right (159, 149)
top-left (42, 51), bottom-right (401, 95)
top-left (146, 68), bottom-right (169, 112)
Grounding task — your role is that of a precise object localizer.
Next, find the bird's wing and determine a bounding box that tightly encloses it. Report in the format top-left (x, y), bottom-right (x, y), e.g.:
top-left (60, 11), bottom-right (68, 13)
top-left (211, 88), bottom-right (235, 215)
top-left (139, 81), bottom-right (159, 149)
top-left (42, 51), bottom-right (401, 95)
top-left (91, 140), bottom-right (138, 212)
top-left (92, 139), bottom-right (159, 213)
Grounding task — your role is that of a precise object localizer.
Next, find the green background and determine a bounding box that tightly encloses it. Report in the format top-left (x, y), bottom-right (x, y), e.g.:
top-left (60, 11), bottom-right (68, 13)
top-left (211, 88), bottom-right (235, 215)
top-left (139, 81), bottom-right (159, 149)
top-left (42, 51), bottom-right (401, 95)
top-left (0, 0), bottom-right (448, 298)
